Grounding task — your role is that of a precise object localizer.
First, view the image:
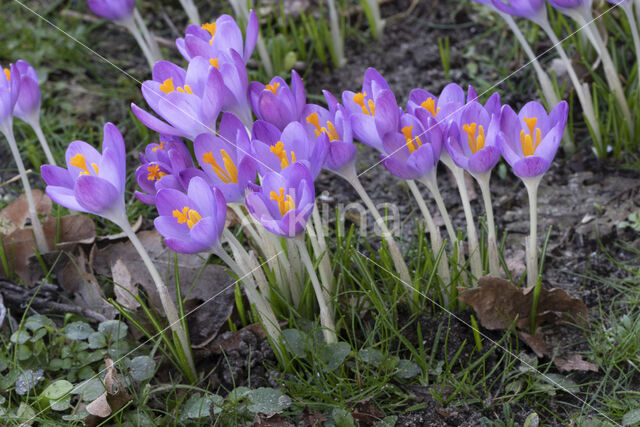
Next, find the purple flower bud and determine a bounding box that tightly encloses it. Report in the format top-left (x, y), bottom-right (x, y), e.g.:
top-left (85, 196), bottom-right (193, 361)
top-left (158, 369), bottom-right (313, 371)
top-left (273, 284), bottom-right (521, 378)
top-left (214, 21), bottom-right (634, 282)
top-left (301, 90), bottom-right (356, 173)
top-left (154, 176), bottom-right (227, 254)
top-left (245, 162), bottom-right (315, 238)
top-left (41, 123), bottom-right (127, 224)
top-left (176, 11), bottom-right (259, 64)
top-left (132, 58), bottom-right (224, 140)
top-left (0, 63), bottom-right (20, 134)
top-left (498, 101), bottom-right (568, 178)
top-left (87, 0), bottom-right (135, 22)
top-left (444, 101), bottom-right (502, 174)
top-left (491, 0), bottom-right (547, 21)
top-left (249, 70), bottom-right (307, 130)
top-left (342, 68), bottom-right (401, 152)
top-left (13, 60), bottom-right (41, 127)
top-left (251, 120), bottom-right (329, 180)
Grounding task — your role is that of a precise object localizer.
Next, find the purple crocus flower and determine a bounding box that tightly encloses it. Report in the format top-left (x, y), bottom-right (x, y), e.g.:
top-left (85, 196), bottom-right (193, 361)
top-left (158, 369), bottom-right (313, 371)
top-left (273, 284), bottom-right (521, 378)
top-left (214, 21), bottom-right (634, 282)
top-left (154, 176), bottom-right (227, 254)
top-left (176, 11), bottom-right (259, 65)
top-left (249, 70), bottom-right (307, 131)
top-left (498, 101), bottom-right (568, 178)
top-left (13, 60), bottom-right (41, 127)
top-left (444, 101), bottom-right (501, 174)
top-left (490, 0), bottom-right (547, 21)
top-left (547, 0), bottom-right (592, 14)
top-left (301, 90), bottom-right (356, 173)
top-left (132, 58), bottom-right (223, 140)
top-left (134, 135), bottom-right (193, 205)
top-left (380, 113), bottom-right (442, 180)
top-left (251, 120), bottom-right (329, 179)
top-left (0, 64), bottom-right (20, 135)
top-left (87, 0), bottom-right (135, 22)
top-left (245, 162), bottom-right (315, 238)
top-left (41, 123), bottom-right (127, 225)
top-left (193, 113), bottom-right (258, 203)
top-left (342, 68), bottom-right (400, 152)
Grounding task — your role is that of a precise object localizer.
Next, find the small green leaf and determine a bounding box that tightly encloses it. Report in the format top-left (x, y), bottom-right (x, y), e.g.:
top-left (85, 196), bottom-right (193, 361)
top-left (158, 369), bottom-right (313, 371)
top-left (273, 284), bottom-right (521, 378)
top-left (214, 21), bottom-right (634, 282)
top-left (50, 395), bottom-right (71, 411)
top-left (41, 379), bottom-right (74, 400)
top-left (332, 407), bottom-right (355, 427)
top-left (10, 330), bottom-right (31, 344)
top-left (72, 378), bottom-right (106, 402)
top-left (281, 329), bottom-right (306, 358)
top-left (16, 344), bottom-right (32, 361)
top-left (98, 320), bottom-right (128, 340)
top-left (359, 348), bottom-right (384, 365)
top-left (24, 315), bottom-right (55, 331)
top-left (623, 409), bottom-right (640, 426)
top-left (88, 332), bottom-right (106, 349)
top-left (247, 387), bottom-right (291, 415)
top-left (15, 369), bottom-right (45, 395)
top-left (64, 321), bottom-right (93, 340)
top-left (127, 356), bottom-right (155, 382)
top-left (524, 412), bottom-right (540, 427)
top-left (395, 359), bottom-right (421, 379)
top-left (318, 342), bottom-right (351, 371)
top-left (181, 393), bottom-right (222, 419)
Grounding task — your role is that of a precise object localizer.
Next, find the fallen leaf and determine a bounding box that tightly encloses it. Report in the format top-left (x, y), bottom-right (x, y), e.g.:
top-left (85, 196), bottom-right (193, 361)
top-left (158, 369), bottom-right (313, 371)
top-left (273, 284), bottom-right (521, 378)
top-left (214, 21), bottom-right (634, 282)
top-left (518, 331), bottom-right (550, 358)
top-left (554, 354), bottom-right (598, 372)
top-left (350, 398), bottom-right (384, 426)
top-left (458, 276), bottom-right (588, 331)
top-left (0, 190), bottom-right (51, 235)
top-left (86, 358), bottom-right (132, 426)
top-left (110, 259), bottom-right (140, 310)
top-left (92, 230), bottom-right (235, 346)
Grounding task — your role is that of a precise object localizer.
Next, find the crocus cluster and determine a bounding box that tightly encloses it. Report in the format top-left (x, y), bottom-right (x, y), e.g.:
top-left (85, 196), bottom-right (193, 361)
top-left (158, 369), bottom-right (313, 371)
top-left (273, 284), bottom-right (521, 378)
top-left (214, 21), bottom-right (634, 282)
top-left (39, 11), bottom-right (569, 349)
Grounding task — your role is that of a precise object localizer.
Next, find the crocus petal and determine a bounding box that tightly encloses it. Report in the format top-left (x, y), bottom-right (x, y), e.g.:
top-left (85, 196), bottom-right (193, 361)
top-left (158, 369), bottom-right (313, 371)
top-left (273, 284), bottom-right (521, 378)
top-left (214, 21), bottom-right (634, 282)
top-left (467, 146), bottom-right (501, 174)
top-left (74, 175), bottom-right (120, 214)
top-left (512, 157), bottom-right (551, 178)
top-left (131, 103), bottom-right (183, 136)
top-left (244, 10), bottom-right (259, 62)
top-left (45, 186), bottom-right (85, 212)
top-left (41, 165), bottom-right (74, 189)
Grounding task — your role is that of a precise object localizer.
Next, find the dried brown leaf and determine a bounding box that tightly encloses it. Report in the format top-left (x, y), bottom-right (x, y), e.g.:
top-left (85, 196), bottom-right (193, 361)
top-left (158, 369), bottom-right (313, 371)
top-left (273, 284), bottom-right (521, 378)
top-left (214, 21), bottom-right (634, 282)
top-left (86, 358), bottom-right (132, 426)
top-left (518, 331), bottom-right (550, 358)
top-left (554, 354), bottom-right (599, 372)
top-left (458, 276), bottom-right (588, 331)
top-left (110, 259), bottom-right (140, 310)
top-left (0, 190), bottom-right (51, 235)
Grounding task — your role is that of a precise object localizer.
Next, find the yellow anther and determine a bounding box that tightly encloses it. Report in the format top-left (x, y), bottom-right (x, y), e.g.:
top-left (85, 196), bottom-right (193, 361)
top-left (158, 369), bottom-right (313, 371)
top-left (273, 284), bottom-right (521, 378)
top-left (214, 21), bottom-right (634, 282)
top-left (306, 113), bottom-right (339, 141)
top-left (269, 188), bottom-right (296, 216)
top-left (173, 206), bottom-right (202, 229)
top-left (353, 92), bottom-right (375, 116)
top-left (160, 78), bottom-right (175, 94)
top-left (176, 84), bottom-right (194, 95)
top-left (326, 121), bottom-right (339, 141)
top-left (147, 164), bottom-right (166, 181)
top-left (462, 122), bottom-right (485, 154)
top-left (269, 141), bottom-right (296, 169)
top-left (203, 150), bottom-right (238, 184)
top-left (202, 22), bottom-right (217, 45)
top-left (306, 113), bottom-right (320, 129)
top-left (265, 82), bottom-right (280, 95)
top-left (520, 117), bottom-right (542, 157)
top-left (401, 125), bottom-right (422, 153)
top-left (209, 58), bottom-right (219, 69)
top-left (69, 153), bottom-right (98, 175)
top-left (152, 141), bottom-right (165, 152)
top-left (3, 68), bottom-right (10, 82)
top-left (420, 97), bottom-right (440, 117)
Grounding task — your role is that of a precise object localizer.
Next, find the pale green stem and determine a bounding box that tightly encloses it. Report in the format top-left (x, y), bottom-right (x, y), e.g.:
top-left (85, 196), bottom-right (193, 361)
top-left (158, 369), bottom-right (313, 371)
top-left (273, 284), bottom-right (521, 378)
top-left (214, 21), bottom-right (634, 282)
top-left (285, 238), bottom-right (303, 307)
top-left (363, 0), bottom-right (385, 39)
top-left (473, 172), bottom-right (500, 276)
top-left (522, 176), bottom-right (542, 290)
top-left (538, 20), bottom-right (602, 146)
top-left (407, 180), bottom-right (450, 302)
top-left (32, 122), bottom-right (56, 166)
top-left (223, 228), bottom-right (270, 298)
top-left (134, 9), bottom-right (162, 62)
top-left (417, 170), bottom-right (457, 245)
top-left (121, 14), bottom-right (158, 70)
top-left (119, 220), bottom-right (195, 377)
top-left (440, 153), bottom-right (482, 279)
top-left (3, 129), bottom-right (48, 254)
top-left (312, 203), bottom-right (334, 293)
top-left (294, 236), bottom-right (337, 343)
top-left (621, 2), bottom-right (640, 85)
top-left (178, 0), bottom-right (201, 25)
top-left (327, 0), bottom-right (346, 66)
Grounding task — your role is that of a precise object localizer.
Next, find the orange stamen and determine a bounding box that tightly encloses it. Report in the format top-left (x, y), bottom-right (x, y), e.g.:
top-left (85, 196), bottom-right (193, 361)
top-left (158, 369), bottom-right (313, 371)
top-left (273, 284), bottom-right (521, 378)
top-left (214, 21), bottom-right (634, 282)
top-left (420, 97), bottom-right (440, 117)
top-left (462, 122), bottom-right (486, 154)
top-left (401, 125), bottom-right (423, 153)
top-left (173, 206), bottom-right (202, 229)
top-left (269, 188), bottom-right (296, 216)
top-left (265, 82), bottom-right (280, 95)
top-left (147, 164), bottom-right (167, 181)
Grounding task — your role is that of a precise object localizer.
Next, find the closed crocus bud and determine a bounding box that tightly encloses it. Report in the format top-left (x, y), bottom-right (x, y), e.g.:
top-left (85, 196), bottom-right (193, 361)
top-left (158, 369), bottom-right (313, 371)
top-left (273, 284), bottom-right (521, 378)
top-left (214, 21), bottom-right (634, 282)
top-left (0, 63), bottom-right (20, 135)
top-left (176, 11), bottom-right (259, 64)
top-left (154, 176), bottom-right (227, 254)
top-left (249, 70), bottom-right (307, 131)
top-left (87, 0), bottom-right (135, 22)
top-left (13, 60), bottom-right (41, 127)
top-left (498, 100), bottom-right (568, 178)
top-left (132, 58), bottom-right (224, 140)
top-left (342, 68), bottom-right (400, 152)
top-left (41, 123), bottom-right (128, 225)
top-left (301, 90), bottom-right (356, 174)
top-left (251, 120), bottom-right (328, 180)
top-left (491, 0), bottom-right (547, 22)
top-left (245, 162), bottom-right (315, 238)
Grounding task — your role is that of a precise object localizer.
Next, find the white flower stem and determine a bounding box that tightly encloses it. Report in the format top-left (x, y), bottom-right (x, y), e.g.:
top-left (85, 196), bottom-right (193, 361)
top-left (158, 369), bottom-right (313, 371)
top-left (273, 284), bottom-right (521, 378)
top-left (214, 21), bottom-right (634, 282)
top-left (294, 236), bottom-right (337, 343)
top-left (119, 220), bottom-right (196, 378)
top-left (538, 20), bottom-right (602, 146)
top-left (285, 237), bottom-right (303, 306)
top-left (522, 177), bottom-right (542, 290)
top-left (133, 9), bottom-right (162, 62)
top-left (3, 129), bottom-right (48, 254)
top-left (312, 203), bottom-right (334, 293)
top-left (440, 154), bottom-right (482, 279)
top-left (418, 170), bottom-right (457, 245)
top-left (327, 0), bottom-right (346, 67)
top-left (622, 3), bottom-right (640, 85)
top-left (178, 0), bottom-right (201, 25)
top-left (121, 14), bottom-right (158, 71)
top-left (342, 166), bottom-right (413, 291)
top-left (407, 180), bottom-right (450, 303)
top-left (31, 122), bottom-right (56, 166)
top-left (474, 172), bottom-right (500, 276)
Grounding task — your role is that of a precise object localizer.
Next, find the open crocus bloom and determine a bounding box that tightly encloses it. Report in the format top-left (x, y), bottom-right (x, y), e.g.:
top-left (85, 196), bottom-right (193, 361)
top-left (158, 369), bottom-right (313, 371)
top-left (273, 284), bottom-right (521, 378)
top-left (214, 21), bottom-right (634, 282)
top-left (251, 120), bottom-right (329, 179)
top-left (176, 11), bottom-right (259, 64)
top-left (342, 68), bottom-right (399, 152)
top-left (134, 135), bottom-right (193, 205)
top-left (154, 176), bottom-right (227, 254)
top-left (41, 123), bottom-right (127, 224)
top-left (302, 90), bottom-right (356, 173)
top-left (498, 101), bottom-right (568, 178)
top-left (194, 113), bottom-right (258, 204)
top-left (445, 101), bottom-right (501, 174)
top-left (13, 60), bottom-right (41, 127)
top-left (87, 0), bottom-right (135, 22)
top-left (249, 70), bottom-right (307, 131)
top-left (381, 113), bottom-right (442, 180)
top-left (132, 58), bottom-right (224, 140)
top-left (245, 162), bottom-right (315, 238)
top-left (0, 63), bottom-right (20, 134)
